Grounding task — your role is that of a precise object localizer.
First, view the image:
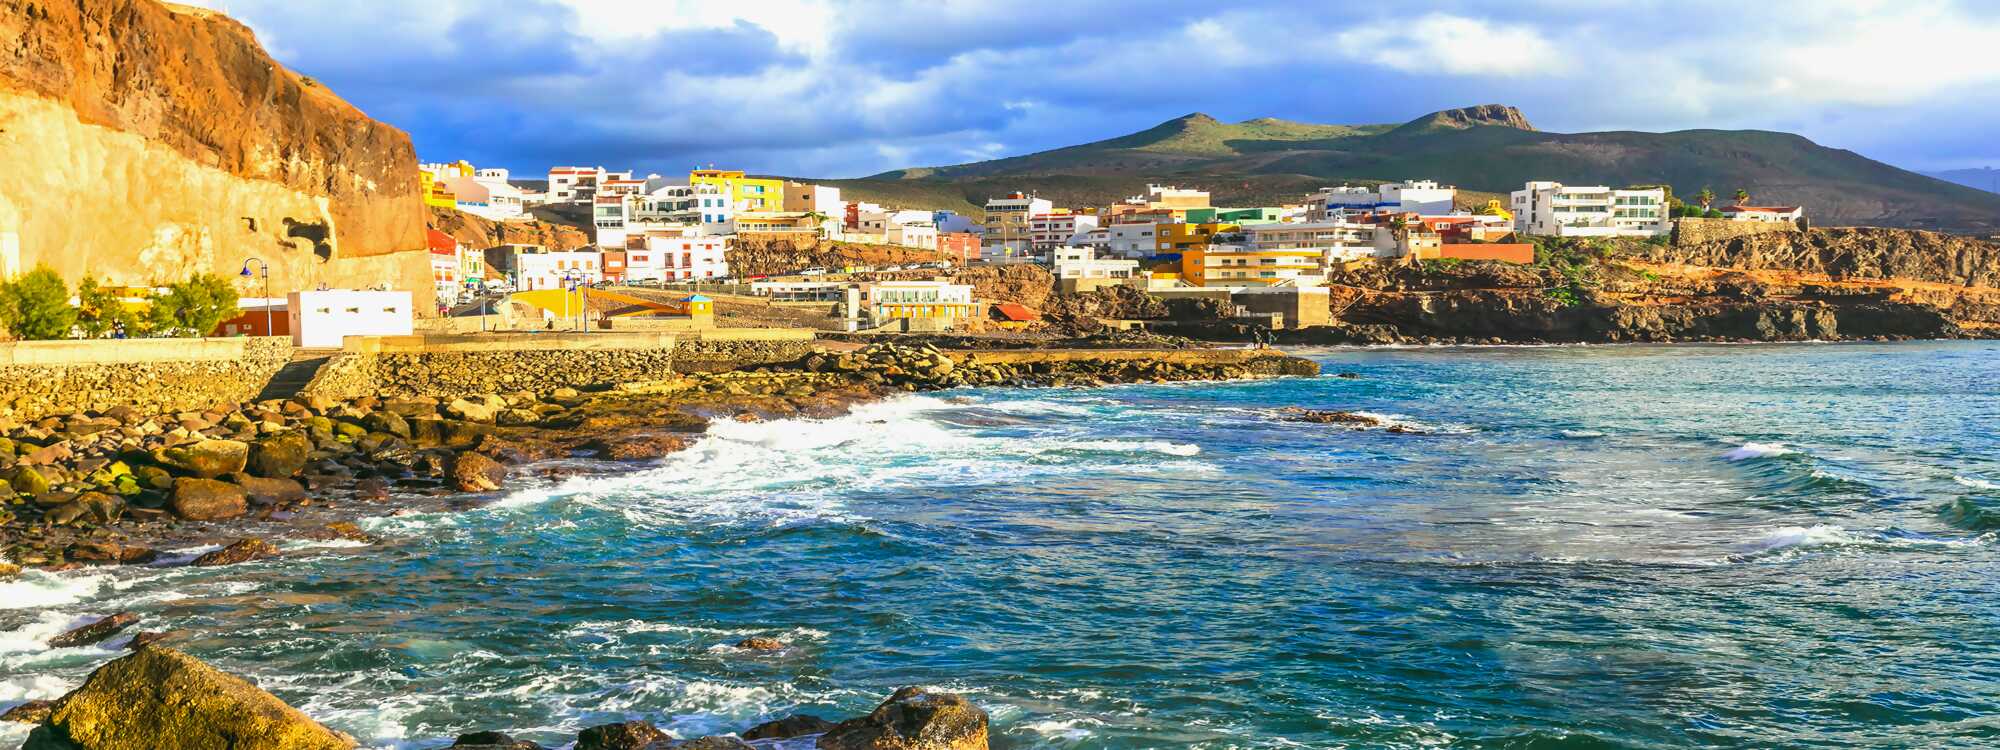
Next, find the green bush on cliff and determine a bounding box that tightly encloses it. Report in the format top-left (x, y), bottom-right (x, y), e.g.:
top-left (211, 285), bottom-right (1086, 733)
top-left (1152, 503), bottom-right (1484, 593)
top-left (148, 273), bottom-right (240, 338)
top-left (0, 265), bottom-right (77, 340)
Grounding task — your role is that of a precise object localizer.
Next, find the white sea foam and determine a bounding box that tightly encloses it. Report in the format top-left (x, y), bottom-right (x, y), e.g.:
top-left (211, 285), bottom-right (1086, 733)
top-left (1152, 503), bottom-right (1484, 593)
top-left (1020, 716), bottom-right (1104, 742)
top-left (1059, 439), bottom-right (1200, 456)
top-left (1955, 475), bottom-right (2000, 491)
top-left (277, 538), bottom-right (374, 552)
top-left (1723, 442), bottom-right (1796, 461)
top-left (1753, 524), bottom-right (1864, 551)
top-left (0, 570), bottom-right (111, 610)
top-left (1559, 429), bottom-right (1606, 439)
top-left (1350, 411), bottom-right (1476, 435)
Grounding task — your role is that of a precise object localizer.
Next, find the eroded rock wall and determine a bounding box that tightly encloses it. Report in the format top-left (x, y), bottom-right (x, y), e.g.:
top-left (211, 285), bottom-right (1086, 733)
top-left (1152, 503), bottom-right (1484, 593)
top-left (0, 0), bottom-right (428, 300)
top-left (0, 337), bottom-right (292, 421)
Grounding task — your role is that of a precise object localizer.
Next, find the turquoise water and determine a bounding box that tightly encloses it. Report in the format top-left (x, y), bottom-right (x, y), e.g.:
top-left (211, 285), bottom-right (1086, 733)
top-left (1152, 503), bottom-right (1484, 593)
top-left (6, 342), bottom-right (2000, 748)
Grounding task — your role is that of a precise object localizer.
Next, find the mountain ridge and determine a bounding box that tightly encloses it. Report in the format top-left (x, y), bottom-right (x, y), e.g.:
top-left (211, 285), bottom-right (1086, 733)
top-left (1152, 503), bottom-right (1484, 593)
top-left (826, 105), bottom-right (1999, 233)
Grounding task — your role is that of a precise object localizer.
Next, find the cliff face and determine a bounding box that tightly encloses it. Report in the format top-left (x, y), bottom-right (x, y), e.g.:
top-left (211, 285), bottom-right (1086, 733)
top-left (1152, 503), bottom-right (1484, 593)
top-left (1643, 227), bottom-right (2000, 289)
top-left (428, 206), bottom-right (591, 252)
top-left (0, 0), bottom-right (428, 299)
top-left (726, 237), bottom-right (941, 278)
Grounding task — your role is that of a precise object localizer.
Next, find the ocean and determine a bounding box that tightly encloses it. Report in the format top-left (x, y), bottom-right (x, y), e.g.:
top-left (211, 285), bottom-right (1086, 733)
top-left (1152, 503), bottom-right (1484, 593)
top-left (6, 342), bottom-right (2000, 749)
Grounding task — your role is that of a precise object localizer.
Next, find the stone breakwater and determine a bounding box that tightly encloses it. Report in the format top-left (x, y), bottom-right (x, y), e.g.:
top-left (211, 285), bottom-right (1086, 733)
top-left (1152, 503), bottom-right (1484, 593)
top-left (0, 342), bottom-right (1315, 569)
top-left (12, 645), bottom-right (990, 750)
top-left (299, 334), bottom-right (819, 400)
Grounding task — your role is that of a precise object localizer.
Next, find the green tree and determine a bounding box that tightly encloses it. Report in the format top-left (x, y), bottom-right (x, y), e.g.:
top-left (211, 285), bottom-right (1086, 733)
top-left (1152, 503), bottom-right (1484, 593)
top-left (0, 265), bottom-right (77, 340)
top-left (147, 273), bottom-right (240, 337)
top-left (1696, 187), bottom-right (1715, 209)
top-left (73, 276), bottom-right (135, 338)
top-left (1733, 188), bottom-right (1751, 205)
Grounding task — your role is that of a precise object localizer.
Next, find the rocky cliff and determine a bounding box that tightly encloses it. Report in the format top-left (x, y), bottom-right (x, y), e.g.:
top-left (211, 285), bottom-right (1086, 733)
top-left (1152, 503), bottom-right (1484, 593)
top-left (427, 206), bottom-right (591, 252)
top-left (0, 0), bottom-right (428, 299)
top-left (725, 237), bottom-right (941, 278)
top-left (1642, 227), bottom-right (2000, 289)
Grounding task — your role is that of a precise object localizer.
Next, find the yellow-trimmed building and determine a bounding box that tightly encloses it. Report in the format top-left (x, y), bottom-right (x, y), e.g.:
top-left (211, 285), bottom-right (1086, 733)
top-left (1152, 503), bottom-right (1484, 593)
top-left (1181, 246), bottom-right (1324, 288)
top-left (419, 171), bottom-right (457, 209)
top-left (691, 169), bottom-right (785, 212)
top-left (1155, 222), bottom-right (1239, 254)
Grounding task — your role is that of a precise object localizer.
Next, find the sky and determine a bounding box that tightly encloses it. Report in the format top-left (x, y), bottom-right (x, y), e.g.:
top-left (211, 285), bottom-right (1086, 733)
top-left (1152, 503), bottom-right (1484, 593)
top-left (179, 0), bottom-right (2000, 180)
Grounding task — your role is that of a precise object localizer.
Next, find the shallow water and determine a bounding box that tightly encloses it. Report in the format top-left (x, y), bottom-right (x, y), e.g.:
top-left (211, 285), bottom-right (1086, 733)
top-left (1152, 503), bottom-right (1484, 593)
top-left (6, 342), bottom-right (2000, 748)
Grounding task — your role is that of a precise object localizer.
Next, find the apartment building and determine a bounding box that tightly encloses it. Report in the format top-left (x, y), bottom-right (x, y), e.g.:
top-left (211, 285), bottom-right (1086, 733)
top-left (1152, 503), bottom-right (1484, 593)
top-left (514, 250), bottom-right (603, 291)
top-left (691, 169), bottom-right (784, 212)
top-left (626, 235), bottom-right (729, 282)
top-left (1103, 222), bottom-right (1160, 258)
top-left (937, 232), bottom-right (982, 264)
top-left (1510, 181), bottom-right (1669, 237)
top-left (784, 182), bottom-right (846, 238)
top-left (1052, 246), bottom-right (1139, 281)
top-left (1720, 205), bottom-right (1804, 223)
top-left (1155, 222), bottom-right (1239, 254)
top-left (1308, 180), bottom-right (1456, 220)
top-left (1030, 212), bottom-right (1099, 252)
top-left (982, 192), bottom-right (1053, 261)
top-left (1181, 245), bottom-right (1326, 288)
top-left (1242, 221), bottom-right (1383, 264)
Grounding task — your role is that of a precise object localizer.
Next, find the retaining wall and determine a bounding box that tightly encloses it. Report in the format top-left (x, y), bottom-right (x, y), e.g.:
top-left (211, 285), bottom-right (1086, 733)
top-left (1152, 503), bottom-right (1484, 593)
top-left (0, 337), bottom-right (292, 422)
top-left (1672, 217), bottom-right (1801, 246)
top-left (301, 329), bottom-right (818, 398)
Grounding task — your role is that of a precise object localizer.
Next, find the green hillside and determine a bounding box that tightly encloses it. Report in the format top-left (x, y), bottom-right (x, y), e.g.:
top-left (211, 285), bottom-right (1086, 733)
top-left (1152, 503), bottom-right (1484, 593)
top-left (817, 105), bottom-right (2000, 233)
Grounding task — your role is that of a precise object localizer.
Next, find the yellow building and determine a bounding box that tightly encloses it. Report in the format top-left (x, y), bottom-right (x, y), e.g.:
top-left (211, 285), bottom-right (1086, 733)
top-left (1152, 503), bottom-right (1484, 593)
top-left (419, 172), bottom-right (457, 209)
top-left (690, 169), bottom-right (785, 212)
top-left (1181, 246), bottom-right (1324, 288)
top-left (1155, 222), bottom-right (1239, 253)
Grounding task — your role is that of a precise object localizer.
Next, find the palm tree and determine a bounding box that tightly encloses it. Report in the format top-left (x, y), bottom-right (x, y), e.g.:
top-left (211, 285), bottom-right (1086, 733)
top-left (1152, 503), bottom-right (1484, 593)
top-left (1696, 188), bottom-right (1715, 209)
top-left (1733, 189), bottom-right (1750, 206)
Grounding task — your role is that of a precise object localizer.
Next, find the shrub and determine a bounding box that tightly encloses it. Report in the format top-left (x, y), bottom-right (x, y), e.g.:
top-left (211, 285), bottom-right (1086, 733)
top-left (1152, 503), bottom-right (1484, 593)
top-left (147, 273), bottom-right (240, 337)
top-left (73, 276), bottom-right (138, 338)
top-left (0, 265), bottom-right (77, 340)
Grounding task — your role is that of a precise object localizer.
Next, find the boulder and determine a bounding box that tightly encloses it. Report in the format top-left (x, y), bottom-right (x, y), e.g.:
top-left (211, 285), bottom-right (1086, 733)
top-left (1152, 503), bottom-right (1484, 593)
top-left (592, 434), bottom-right (690, 461)
top-left (247, 432), bottom-right (312, 478)
top-left (0, 561), bottom-right (20, 580)
top-left (361, 412), bottom-right (411, 439)
top-left (169, 478), bottom-right (248, 521)
top-left (126, 631), bottom-right (182, 650)
top-left (2, 699), bottom-right (53, 724)
top-left (235, 476), bottom-right (307, 506)
top-left (574, 720), bottom-right (670, 750)
top-left (445, 398), bottom-right (501, 423)
top-left (47, 612), bottom-right (140, 648)
top-left (23, 646), bottom-right (355, 750)
top-left (733, 637), bottom-right (786, 651)
top-left (156, 439), bottom-right (250, 478)
top-left (451, 452), bottom-right (508, 492)
top-left (380, 398), bottom-right (438, 418)
top-left (132, 465), bottom-right (175, 490)
top-left (9, 465), bottom-right (51, 495)
top-left (44, 492), bottom-right (124, 526)
top-left (448, 730), bottom-right (544, 749)
top-left (665, 738), bottom-right (754, 749)
top-left (192, 538), bottom-right (279, 567)
top-left (743, 715), bottom-right (835, 741)
top-left (816, 687), bottom-right (989, 750)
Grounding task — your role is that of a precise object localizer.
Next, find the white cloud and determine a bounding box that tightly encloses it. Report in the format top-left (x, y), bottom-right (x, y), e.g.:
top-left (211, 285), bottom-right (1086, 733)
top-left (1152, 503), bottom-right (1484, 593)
top-left (1331, 13), bottom-right (1564, 76)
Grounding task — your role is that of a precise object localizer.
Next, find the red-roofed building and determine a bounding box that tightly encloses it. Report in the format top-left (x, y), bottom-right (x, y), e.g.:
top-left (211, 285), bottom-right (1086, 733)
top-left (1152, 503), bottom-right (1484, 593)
top-left (992, 302), bottom-right (1038, 330)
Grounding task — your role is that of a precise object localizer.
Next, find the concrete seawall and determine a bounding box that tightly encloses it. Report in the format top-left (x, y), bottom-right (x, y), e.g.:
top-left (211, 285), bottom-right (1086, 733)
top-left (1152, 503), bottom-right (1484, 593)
top-left (302, 329), bottom-right (819, 399)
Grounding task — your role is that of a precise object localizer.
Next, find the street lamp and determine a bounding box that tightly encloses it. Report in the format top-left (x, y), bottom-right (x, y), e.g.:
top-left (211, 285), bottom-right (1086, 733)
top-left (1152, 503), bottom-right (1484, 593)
top-left (239, 258), bottom-right (272, 337)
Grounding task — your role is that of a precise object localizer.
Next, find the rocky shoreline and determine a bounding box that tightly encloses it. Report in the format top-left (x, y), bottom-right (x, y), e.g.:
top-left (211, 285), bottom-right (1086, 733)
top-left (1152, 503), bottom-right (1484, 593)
top-left (0, 342), bottom-right (1316, 571)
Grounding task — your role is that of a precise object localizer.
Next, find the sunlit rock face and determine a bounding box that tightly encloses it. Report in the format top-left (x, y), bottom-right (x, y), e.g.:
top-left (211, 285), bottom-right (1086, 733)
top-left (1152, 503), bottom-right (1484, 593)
top-left (0, 0), bottom-right (429, 303)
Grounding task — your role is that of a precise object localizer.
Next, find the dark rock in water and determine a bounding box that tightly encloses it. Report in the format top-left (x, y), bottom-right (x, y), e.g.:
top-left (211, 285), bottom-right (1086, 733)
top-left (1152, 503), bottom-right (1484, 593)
top-left (25, 646), bottom-right (355, 750)
top-left (743, 714), bottom-right (835, 740)
top-left (47, 612), bottom-right (139, 648)
top-left (449, 730), bottom-right (545, 749)
top-left (169, 478), bottom-right (248, 520)
top-left (665, 737), bottom-right (754, 749)
top-left (590, 434), bottom-right (690, 460)
top-left (1275, 407), bottom-right (1382, 426)
top-left (1334, 372), bottom-right (1363, 379)
top-left (1, 699), bottom-right (53, 724)
top-left (362, 411), bottom-right (412, 439)
top-left (817, 687), bottom-right (989, 750)
top-left (733, 637), bottom-right (786, 651)
top-left (575, 720), bottom-right (670, 750)
top-left (451, 452), bottom-right (508, 492)
top-left (314, 521), bottom-right (376, 543)
top-left (353, 477), bottom-right (391, 501)
top-left (192, 538), bottom-right (279, 567)
top-left (247, 431), bottom-right (312, 478)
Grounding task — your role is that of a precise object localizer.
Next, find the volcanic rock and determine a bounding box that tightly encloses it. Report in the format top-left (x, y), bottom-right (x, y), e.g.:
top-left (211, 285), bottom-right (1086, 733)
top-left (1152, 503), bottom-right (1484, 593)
top-left (156, 439), bottom-right (250, 479)
top-left (169, 478), bottom-right (248, 521)
top-left (46, 612), bottom-right (139, 648)
top-left (192, 538), bottom-right (279, 567)
top-left (816, 687), bottom-right (989, 750)
top-left (247, 432), bottom-right (312, 478)
top-left (575, 720), bottom-right (670, 750)
top-left (22, 646), bottom-right (356, 750)
top-left (743, 715), bottom-right (836, 740)
top-left (448, 730), bottom-right (545, 749)
top-left (451, 452), bottom-right (508, 492)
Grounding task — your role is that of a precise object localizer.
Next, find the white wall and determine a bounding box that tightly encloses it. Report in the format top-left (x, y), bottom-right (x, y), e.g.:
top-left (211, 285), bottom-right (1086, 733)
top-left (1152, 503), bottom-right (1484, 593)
top-left (289, 290), bottom-right (413, 348)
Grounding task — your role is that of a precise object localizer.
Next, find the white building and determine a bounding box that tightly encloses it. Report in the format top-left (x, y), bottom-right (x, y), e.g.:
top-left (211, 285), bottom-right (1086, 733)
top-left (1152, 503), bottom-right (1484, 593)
top-left (548, 166), bottom-right (608, 203)
top-left (1125, 184), bottom-right (1211, 210)
top-left (1104, 221), bottom-right (1161, 258)
top-left (1242, 221), bottom-right (1386, 264)
top-left (1030, 213), bottom-right (1100, 253)
top-left (982, 193), bottom-right (1053, 261)
top-left (1052, 246), bottom-right (1139, 281)
top-left (627, 235), bottom-right (729, 283)
top-left (1308, 180), bottom-right (1456, 220)
top-left (887, 221), bottom-right (938, 251)
top-left (1720, 205), bottom-right (1804, 223)
top-left (1510, 182), bottom-right (1670, 237)
top-left (288, 290), bottom-right (413, 348)
top-left (515, 250), bottom-right (603, 291)
top-left (934, 211), bottom-right (979, 234)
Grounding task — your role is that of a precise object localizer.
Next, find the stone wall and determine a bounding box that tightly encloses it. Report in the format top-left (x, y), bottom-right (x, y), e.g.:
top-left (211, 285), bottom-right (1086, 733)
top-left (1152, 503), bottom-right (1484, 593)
top-left (0, 337), bottom-right (291, 422)
top-left (1671, 218), bottom-right (1800, 247)
top-left (300, 331), bottom-right (818, 398)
